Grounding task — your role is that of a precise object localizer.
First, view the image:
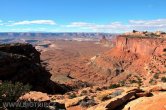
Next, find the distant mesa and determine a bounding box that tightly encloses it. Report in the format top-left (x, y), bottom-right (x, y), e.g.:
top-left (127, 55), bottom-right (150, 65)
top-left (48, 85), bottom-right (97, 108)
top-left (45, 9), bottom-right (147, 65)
top-left (99, 35), bottom-right (115, 47)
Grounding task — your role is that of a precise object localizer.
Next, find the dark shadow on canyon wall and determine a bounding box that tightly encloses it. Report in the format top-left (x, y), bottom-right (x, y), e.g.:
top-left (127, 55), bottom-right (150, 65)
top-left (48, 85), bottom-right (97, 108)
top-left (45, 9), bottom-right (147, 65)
top-left (0, 43), bottom-right (71, 94)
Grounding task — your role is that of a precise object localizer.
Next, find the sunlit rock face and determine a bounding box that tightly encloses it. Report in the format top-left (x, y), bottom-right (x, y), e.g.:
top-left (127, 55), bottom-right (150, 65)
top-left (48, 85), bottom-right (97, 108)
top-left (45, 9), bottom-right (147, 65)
top-left (116, 36), bottom-right (166, 56)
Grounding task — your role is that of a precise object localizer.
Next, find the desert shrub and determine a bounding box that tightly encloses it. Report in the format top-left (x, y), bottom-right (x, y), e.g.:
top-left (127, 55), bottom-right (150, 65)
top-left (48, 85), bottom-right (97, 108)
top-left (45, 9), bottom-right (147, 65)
top-left (126, 74), bottom-right (132, 79)
top-left (97, 89), bottom-right (123, 101)
top-left (153, 73), bottom-right (159, 79)
top-left (79, 98), bottom-right (96, 107)
top-left (111, 89), bottom-right (123, 97)
top-left (0, 81), bottom-right (31, 102)
top-left (130, 80), bottom-right (137, 84)
top-left (149, 78), bottom-right (156, 85)
top-left (119, 81), bottom-right (125, 86)
top-left (94, 87), bottom-right (102, 91)
top-left (163, 71), bottom-right (166, 74)
top-left (161, 77), bottom-right (166, 82)
top-left (101, 86), bottom-right (109, 90)
top-left (80, 90), bottom-right (88, 96)
top-left (109, 84), bottom-right (120, 89)
top-left (68, 92), bottom-right (77, 99)
top-left (89, 89), bottom-right (93, 93)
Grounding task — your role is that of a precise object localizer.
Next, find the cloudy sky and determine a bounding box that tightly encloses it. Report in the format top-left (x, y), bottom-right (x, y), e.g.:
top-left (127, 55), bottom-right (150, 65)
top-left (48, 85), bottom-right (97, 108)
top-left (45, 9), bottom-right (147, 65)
top-left (0, 0), bottom-right (166, 33)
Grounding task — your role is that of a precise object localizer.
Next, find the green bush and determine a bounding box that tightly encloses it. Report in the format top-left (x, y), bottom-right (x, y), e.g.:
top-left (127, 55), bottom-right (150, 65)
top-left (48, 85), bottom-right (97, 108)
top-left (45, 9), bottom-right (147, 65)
top-left (161, 77), bottom-right (166, 82)
top-left (0, 81), bottom-right (31, 102)
top-left (80, 90), bottom-right (88, 96)
top-left (153, 73), bottom-right (159, 79)
top-left (130, 80), bottom-right (137, 84)
top-left (119, 81), bottom-right (125, 86)
top-left (109, 84), bottom-right (120, 89)
top-left (149, 78), bottom-right (156, 85)
top-left (68, 92), bottom-right (77, 99)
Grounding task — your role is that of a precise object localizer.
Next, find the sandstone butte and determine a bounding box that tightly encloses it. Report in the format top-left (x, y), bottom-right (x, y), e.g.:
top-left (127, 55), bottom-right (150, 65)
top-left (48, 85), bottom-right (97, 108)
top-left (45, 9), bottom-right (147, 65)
top-left (86, 34), bottom-right (166, 86)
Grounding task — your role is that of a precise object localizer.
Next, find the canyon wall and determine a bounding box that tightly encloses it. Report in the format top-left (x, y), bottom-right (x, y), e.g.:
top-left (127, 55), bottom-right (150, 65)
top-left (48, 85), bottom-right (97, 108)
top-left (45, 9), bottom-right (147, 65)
top-left (0, 43), bottom-right (70, 94)
top-left (116, 36), bottom-right (166, 56)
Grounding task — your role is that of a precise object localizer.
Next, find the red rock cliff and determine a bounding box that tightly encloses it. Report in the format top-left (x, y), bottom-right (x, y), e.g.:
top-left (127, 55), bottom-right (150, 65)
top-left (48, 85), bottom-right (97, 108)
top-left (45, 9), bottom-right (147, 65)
top-left (116, 35), bottom-right (166, 56)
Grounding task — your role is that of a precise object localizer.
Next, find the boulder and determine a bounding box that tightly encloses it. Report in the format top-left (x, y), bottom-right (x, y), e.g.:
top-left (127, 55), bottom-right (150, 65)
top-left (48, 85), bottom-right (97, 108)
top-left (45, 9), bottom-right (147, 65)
top-left (65, 96), bottom-right (87, 108)
top-left (19, 91), bottom-right (50, 101)
top-left (88, 89), bottom-right (139, 110)
top-left (146, 83), bottom-right (166, 92)
top-left (123, 92), bottom-right (166, 110)
top-left (136, 91), bottom-right (152, 97)
top-left (19, 91), bottom-right (66, 110)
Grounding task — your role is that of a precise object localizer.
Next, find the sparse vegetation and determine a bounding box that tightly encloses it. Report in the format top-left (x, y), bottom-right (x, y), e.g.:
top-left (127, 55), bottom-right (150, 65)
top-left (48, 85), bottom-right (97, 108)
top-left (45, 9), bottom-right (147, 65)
top-left (80, 90), bottom-right (88, 96)
top-left (161, 77), bottom-right (166, 82)
top-left (0, 81), bottom-right (31, 102)
top-left (163, 71), bottom-right (166, 74)
top-left (119, 80), bottom-right (125, 86)
top-left (101, 86), bottom-right (109, 90)
top-left (126, 74), bottom-right (132, 79)
top-left (153, 73), bottom-right (159, 79)
top-left (109, 84), bottom-right (120, 89)
top-left (109, 89), bottom-right (124, 98)
top-left (149, 78), bottom-right (156, 85)
top-left (68, 92), bottom-right (77, 99)
top-left (130, 80), bottom-right (137, 84)
top-left (80, 98), bottom-right (96, 107)
top-left (94, 87), bottom-right (102, 91)
top-left (97, 89), bottom-right (123, 101)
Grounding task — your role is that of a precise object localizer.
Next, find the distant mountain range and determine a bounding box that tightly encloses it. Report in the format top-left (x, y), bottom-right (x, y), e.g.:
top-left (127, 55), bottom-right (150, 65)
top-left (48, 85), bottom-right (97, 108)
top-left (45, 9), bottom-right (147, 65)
top-left (0, 32), bottom-right (117, 44)
top-left (0, 32), bottom-right (116, 38)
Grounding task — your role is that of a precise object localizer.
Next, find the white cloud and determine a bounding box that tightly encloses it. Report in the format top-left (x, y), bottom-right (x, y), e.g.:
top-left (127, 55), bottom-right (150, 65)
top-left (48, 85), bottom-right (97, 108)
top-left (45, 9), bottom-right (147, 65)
top-left (1, 18), bottom-right (166, 32)
top-left (66, 22), bottom-right (95, 28)
top-left (10, 20), bottom-right (56, 26)
top-left (65, 19), bottom-right (166, 33)
top-left (8, 21), bottom-right (15, 23)
top-left (0, 20), bottom-right (3, 26)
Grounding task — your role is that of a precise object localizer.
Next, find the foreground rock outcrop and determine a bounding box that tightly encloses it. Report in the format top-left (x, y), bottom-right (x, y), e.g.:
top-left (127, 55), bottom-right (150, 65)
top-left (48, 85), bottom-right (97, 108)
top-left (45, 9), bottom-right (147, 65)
top-left (26, 84), bottom-right (165, 110)
top-left (0, 43), bottom-right (70, 94)
top-left (123, 92), bottom-right (166, 110)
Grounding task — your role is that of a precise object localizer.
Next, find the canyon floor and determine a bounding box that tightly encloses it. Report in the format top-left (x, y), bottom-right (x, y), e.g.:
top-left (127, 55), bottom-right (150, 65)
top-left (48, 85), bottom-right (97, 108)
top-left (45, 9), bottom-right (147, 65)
top-left (40, 40), bottom-right (111, 88)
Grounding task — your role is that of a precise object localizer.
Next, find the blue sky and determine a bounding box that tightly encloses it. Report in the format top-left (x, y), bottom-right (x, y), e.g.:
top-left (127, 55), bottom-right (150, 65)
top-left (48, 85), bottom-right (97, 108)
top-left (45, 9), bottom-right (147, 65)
top-left (0, 0), bottom-right (166, 33)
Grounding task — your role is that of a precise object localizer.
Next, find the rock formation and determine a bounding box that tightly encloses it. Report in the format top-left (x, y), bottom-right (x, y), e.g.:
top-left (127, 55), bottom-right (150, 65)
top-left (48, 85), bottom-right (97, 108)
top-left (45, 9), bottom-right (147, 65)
top-left (0, 43), bottom-right (70, 94)
top-left (116, 35), bottom-right (166, 56)
top-left (27, 83), bottom-right (165, 110)
top-left (99, 36), bottom-right (114, 47)
top-left (87, 32), bottom-right (166, 86)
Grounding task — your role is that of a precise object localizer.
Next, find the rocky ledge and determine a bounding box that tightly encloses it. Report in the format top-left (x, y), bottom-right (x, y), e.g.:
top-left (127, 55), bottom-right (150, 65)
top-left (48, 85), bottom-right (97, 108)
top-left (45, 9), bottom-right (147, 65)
top-left (19, 83), bottom-right (166, 110)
